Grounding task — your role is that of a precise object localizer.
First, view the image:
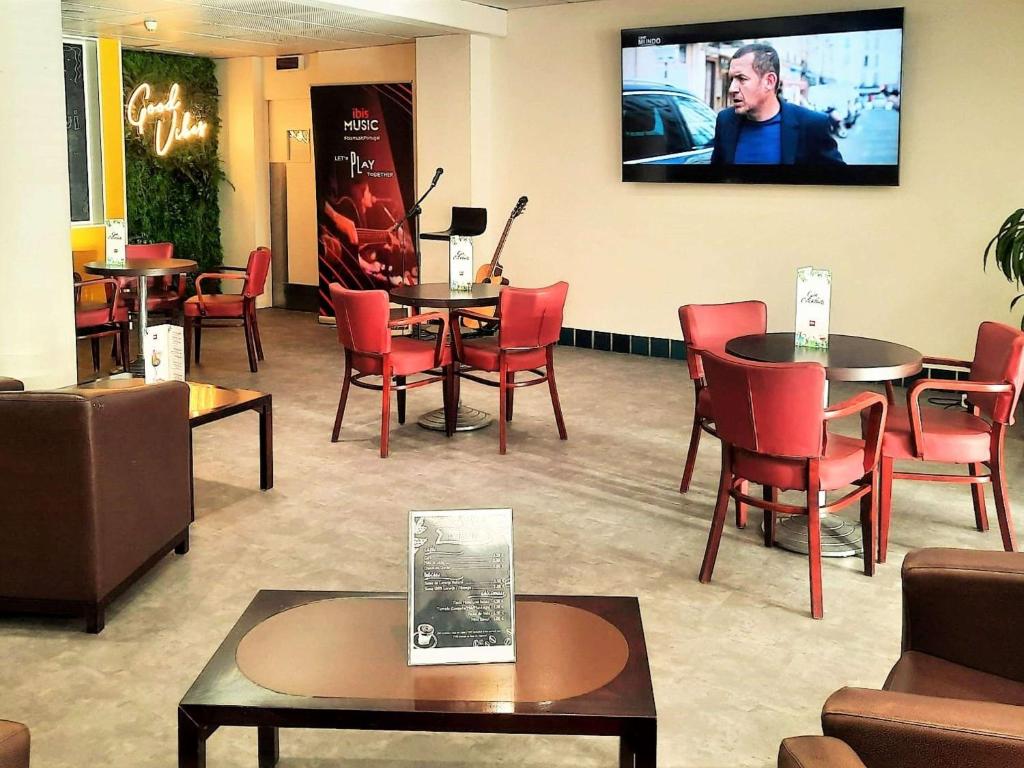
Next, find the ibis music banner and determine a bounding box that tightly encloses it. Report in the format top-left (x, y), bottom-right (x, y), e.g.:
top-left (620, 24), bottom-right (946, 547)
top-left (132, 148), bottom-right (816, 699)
top-left (311, 83), bottom-right (418, 316)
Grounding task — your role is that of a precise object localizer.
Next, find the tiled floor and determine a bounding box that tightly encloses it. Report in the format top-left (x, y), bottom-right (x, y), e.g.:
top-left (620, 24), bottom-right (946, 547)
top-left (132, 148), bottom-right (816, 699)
top-left (5, 308), bottom-right (1021, 767)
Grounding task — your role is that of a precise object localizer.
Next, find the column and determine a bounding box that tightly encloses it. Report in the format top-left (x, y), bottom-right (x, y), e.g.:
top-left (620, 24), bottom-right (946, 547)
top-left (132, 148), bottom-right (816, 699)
top-left (0, 0), bottom-right (77, 388)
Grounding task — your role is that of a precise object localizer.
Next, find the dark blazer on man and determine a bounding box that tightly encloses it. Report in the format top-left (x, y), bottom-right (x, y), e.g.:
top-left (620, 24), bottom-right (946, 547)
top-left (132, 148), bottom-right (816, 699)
top-left (710, 101), bottom-right (845, 165)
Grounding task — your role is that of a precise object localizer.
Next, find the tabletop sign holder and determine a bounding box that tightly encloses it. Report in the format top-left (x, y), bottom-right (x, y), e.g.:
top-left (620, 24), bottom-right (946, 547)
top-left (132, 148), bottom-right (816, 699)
top-left (105, 219), bottom-right (127, 267)
top-left (795, 266), bottom-right (832, 349)
top-left (408, 507), bottom-right (515, 666)
top-left (421, 207), bottom-right (487, 292)
top-left (143, 324), bottom-right (185, 384)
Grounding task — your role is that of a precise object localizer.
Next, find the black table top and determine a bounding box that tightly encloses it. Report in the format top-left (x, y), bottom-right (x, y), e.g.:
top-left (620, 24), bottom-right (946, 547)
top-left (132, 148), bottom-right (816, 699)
top-left (179, 590), bottom-right (656, 725)
top-left (390, 282), bottom-right (501, 308)
top-left (84, 258), bottom-right (197, 277)
top-left (726, 332), bottom-right (923, 382)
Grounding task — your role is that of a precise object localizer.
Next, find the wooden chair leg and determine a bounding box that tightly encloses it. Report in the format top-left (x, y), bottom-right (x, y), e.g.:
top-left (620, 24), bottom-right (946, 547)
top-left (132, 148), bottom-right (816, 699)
top-left (499, 359), bottom-right (508, 455)
top-left (243, 310), bottom-right (258, 373)
top-left (251, 305), bottom-right (265, 361)
top-left (184, 319), bottom-right (192, 376)
top-left (194, 318), bottom-right (203, 364)
top-left (969, 463), bottom-right (990, 532)
top-left (762, 485), bottom-right (778, 547)
top-left (807, 464), bottom-right (824, 620)
top-left (506, 371), bottom-right (515, 421)
top-left (396, 376), bottom-right (407, 425)
top-left (990, 434), bottom-right (1018, 552)
top-left (878, 456), bottom-right (894, 563)
top-left (380, 365), bottom-right (392, 458)
top-left (545, 346), bottom-right (568, 440)
top-left (122, 325), bottom-right (131, 367)
top-left (679, 407), bottom-right (703, 494)
top-left (91, 337), bottom-right (100, 372)
top-left (699, 447), bottom-right (733, 584)
top-left (735, 480), bottom-right (749, 529)
top-left (331, 357), bottom-right (352, 443)
top-left (860, 471), bottom-right (877, 577)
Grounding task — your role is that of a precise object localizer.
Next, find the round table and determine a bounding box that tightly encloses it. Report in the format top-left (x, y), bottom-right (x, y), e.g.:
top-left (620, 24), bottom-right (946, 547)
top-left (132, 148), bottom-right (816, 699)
top-left (725, 332), bottom-right (923, 557)
top-left (85, 258), bottom-right (197, 377)
top-left (390, 282), bottom-right (503, 432)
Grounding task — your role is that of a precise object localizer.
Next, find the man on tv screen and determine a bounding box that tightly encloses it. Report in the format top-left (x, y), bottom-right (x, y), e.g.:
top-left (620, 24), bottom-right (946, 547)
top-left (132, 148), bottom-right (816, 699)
top-left (711, 43), bottom-right (845, 166)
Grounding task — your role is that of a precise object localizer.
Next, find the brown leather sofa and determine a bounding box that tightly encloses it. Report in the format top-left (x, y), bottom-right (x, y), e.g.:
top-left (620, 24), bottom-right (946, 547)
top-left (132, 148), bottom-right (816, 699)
top-left (0, 378), bottom-right (191, 633)
top-left (0, 720), bottom-right (29, 768)
top-left (778, 548), bottom-right (1024, 767)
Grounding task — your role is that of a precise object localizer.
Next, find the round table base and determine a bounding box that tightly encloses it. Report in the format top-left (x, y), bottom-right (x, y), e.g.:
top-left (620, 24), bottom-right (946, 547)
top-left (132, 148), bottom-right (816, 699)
top-left (773, 514), bottom-right (864, 558)
top-left (127, 357), bottom-right (147, 378)
top-left (417, 404), bottom-right (493, 432)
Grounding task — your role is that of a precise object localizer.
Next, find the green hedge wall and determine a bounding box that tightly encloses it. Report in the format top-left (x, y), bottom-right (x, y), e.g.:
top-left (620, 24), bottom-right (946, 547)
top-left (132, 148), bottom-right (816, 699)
top-left (122, 50), bottom-right (224, 279)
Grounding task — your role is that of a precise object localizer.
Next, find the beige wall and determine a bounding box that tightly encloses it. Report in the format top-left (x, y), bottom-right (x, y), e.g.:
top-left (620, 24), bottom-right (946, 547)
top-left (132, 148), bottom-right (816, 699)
top-left (262, 45), bottom-right (416, 287)
top-left (487, 0), bottom-right (1024, 357)
top-left (0, 0), bottom-right (77, 387)
top-left (216, 56), bottom-right (272, 306)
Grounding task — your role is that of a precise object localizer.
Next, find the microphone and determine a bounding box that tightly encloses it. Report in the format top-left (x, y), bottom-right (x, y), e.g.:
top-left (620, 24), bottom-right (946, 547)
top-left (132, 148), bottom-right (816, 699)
top-left (431, 167), bottom-right (444, 186)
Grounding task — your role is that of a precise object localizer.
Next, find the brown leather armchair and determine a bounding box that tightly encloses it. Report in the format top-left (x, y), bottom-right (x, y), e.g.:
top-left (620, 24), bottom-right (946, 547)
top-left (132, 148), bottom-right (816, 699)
top-left (778, 548), bottom-right (1024, 767)
top-left (0, 720), bottom-right (30, 768)
top-left (0, 380), bottom-right (192, 633)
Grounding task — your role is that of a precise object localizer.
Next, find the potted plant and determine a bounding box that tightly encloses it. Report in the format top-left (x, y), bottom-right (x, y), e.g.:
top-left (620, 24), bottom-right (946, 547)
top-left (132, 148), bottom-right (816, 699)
top-left (985, 209), bottom-right (1024, 322)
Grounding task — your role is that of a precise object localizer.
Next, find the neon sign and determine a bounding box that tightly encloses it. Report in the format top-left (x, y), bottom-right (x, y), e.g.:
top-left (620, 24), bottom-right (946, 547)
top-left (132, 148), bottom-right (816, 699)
top-left (126, 82), bottom-right (209, 157)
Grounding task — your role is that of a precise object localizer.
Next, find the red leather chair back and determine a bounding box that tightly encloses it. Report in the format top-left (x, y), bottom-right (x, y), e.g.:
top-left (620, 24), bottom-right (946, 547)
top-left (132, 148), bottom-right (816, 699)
top-left (498, 282), bottom-right (569, 350)
top-left (243, 247), bottom-right (272, 299)
top-left (678, 301), bottom-right (767, 381)
top-left (126, 242), bottom-right (175, 291)
top-left (127, 242), bottom-right (173, 261)
top-left (970, 321), bottom-right (1024, 424)
top-left (329, 284), bottom-right (391, 355)
top-left (702, 350), bottom-right (826, 458)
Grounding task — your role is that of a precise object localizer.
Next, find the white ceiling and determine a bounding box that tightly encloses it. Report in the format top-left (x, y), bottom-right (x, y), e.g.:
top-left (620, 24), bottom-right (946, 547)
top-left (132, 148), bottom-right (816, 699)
top-left (61, 0), bottom-right (597, 59)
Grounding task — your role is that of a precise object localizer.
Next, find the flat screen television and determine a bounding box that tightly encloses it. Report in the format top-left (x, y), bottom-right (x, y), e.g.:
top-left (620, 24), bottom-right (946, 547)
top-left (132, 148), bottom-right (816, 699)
top-left (621, 8), bottom-right (904, 185)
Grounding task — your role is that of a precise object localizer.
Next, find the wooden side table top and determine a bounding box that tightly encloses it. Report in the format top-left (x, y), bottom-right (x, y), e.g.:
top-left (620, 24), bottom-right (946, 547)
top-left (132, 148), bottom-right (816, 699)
top-left (84, 259), bottom-right (197, 278)
top-left (726, 332), bottom-right (923, 382)
top-left (390, 282), bottom-right (502, 308)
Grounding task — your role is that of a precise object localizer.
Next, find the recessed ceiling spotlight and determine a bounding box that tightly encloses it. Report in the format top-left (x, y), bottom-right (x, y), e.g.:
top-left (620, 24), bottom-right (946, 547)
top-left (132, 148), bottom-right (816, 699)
top-left (144, 19), bottom-right (158, 32)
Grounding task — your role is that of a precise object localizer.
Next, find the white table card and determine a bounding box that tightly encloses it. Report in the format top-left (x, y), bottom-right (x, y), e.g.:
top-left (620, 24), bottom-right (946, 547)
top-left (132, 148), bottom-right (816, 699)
top-left (105, 219), bottom-right (127, 267)
top-left (408, 508), bottom-right (515, 666)
top-left (143, 324), bottom-right (185, 384)
top-left (795, 267), bottom-right (832, 349)
top-left (449, 236), bottom-right (473, 291)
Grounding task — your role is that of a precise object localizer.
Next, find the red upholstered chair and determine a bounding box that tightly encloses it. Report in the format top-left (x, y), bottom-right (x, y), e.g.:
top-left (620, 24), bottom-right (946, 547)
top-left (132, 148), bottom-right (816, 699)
top-left (183, 247), bottom-right (271, 373)
top-left (876, 322), bottom-right (1024, 562)
top-left (330, 284), bottom-right (453, 458)
top-left (451, 282), bottom-right (569, 454)
top-left (678, 300), bottom-right (768, 527)
top-left (698, 351), bottom-right (887, 619)
top-left (122, 242), bottom-right (184, 322)
top-left (73, 274), bottom-right (129, 373)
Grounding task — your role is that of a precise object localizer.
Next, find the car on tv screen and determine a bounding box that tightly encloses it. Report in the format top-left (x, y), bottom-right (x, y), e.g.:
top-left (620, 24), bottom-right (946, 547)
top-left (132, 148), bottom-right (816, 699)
top-left (622, 81), bottom-right (716, 165)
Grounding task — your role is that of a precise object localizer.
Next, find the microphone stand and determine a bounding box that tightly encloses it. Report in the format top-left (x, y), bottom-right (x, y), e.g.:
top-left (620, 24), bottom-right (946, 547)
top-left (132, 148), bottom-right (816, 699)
top-left (394, 170), bottom-right (442, 338)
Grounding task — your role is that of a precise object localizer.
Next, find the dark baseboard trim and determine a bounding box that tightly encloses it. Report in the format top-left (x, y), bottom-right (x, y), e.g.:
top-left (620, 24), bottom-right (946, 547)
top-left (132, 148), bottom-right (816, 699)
top-left (558, 327), bottom-right (685, 360)
top-left (281, 283), bottom-right (319, 313)
top-left (557, 328), bottom-right (972, 389)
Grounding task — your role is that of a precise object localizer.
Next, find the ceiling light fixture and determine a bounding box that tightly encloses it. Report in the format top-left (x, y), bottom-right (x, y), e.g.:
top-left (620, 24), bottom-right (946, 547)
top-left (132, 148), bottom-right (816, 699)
top-left (144, 19), bottom-right (158, 32)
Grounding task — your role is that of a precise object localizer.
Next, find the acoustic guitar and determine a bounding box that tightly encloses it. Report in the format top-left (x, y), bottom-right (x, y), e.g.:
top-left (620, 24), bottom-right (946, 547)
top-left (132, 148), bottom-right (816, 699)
top-left (462, 196), bottom-right (528, 329)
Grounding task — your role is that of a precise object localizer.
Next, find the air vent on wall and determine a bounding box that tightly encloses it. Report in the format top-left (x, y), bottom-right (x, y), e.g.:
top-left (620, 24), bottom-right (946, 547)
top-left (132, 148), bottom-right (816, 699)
top-left (275, 55), bottom-right (305, 71)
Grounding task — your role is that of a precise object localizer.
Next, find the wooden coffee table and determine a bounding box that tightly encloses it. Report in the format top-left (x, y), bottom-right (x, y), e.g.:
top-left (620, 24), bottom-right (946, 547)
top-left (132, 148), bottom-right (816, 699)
top-left (74, 378), bottom-right (272, 512)
top-left (178, 591), bottom-right (657, 767)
